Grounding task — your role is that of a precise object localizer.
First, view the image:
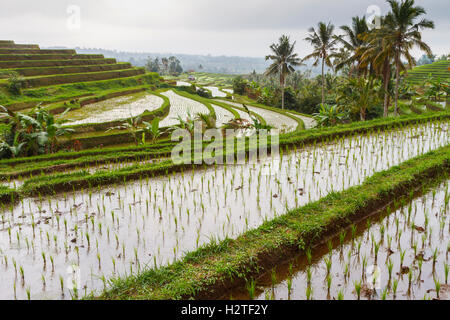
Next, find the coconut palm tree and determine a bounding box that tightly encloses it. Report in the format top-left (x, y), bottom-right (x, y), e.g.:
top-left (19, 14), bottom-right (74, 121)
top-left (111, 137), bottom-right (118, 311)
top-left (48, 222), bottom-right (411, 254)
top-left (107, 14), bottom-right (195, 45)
top-left (383, 0), bottom-right (434, 116)
top-left (303, 22), bottom-right (339, 105)
top-left (334, 16), bottom-right (370, 76)
top-left (359, 21), bottom-right (397, 117)
top-left (265, 35), bottom-right (303, 110)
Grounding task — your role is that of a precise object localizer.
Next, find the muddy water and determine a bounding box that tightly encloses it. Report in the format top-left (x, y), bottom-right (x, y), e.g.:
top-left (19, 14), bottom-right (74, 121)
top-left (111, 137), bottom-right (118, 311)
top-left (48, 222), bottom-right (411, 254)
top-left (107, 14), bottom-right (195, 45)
top-left (63, 93), bottom-right (164, 126)
top-left (159, 90), bottom-right (210, 128)
top-left (286, 111), bottom-right (317, 130)
top-left (0, 121), bottom-right (448, 300)
top-left (204, 87), bottom-right (227, 98)
top-left (211, 104), bottom-right (235, 127)
top-left (227, 181), bottom-right (449, 300)
top-left (220, 101), bottom-right (299, 132)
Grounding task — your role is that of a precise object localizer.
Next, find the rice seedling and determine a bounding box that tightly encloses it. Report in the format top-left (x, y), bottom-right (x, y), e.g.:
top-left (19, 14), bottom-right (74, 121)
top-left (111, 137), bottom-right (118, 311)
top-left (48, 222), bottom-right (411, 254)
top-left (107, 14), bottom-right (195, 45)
top-left (246, 279), bottom-right (256, 300)
top-left (434, 278), bottom-right (441, 299)
top-left (1, 120), bottom-right (448, 300)
top-left (354, 281), bottom-right (362, 300)
top-left (445, 263), bottom-right (449, 284)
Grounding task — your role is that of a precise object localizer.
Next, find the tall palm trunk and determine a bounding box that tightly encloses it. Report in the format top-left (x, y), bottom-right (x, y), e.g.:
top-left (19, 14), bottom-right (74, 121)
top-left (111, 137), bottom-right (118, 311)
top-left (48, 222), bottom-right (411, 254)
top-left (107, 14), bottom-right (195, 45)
top-left (394, 52), bottom-right (400, 117)
top-left (321, 56), bottom-right (325, 105)
top-left (382, 58), bottom-right (391, 117)
top-left (280, 73), bottom-right (285, 110)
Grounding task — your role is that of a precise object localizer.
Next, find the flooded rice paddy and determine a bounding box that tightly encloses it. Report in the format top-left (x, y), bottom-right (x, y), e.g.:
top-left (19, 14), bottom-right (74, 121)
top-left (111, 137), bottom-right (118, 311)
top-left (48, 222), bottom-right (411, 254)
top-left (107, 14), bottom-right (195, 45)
top-left (159, 91), bottom-right (211, 128)
top-left (63, 93), bottom-right (164, 126)
top-left (0, 121), bottom-right (448, 299)
top-left (204, 87), bottom-right (227, 98)
top-left (221, 101), bottom-right (300, 132)
top-left (228, 180), bottom-right (449, 300)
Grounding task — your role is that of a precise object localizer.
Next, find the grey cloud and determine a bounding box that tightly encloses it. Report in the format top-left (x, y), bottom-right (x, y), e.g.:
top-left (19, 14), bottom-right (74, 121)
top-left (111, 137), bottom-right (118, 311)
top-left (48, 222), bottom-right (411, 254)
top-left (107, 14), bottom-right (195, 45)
top-left (0, 0), bottom-right (448, 56)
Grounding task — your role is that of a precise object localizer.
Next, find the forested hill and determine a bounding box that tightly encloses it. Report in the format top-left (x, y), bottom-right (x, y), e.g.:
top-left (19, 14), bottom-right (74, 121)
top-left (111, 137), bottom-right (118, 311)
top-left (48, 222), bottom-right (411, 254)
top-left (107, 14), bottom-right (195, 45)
top-left (44, 47), bottom-right (268, 74)
top-left (43, 46), bottom-right (325, 75)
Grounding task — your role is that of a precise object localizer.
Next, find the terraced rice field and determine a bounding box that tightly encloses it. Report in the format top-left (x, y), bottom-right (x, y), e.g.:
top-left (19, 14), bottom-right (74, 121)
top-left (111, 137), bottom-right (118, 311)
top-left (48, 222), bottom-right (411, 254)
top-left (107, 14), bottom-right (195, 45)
top-left (287, 111), bottom-right (318, 129)
top-left (159, 90), bottom-right (210, 127)
top-left (211, 104), bottom-right (235, 127)
top-left (406, 60), bottom-right (450, 84)
top-left (62, 93), bottom-right (164, 126)
top-left (0, 41), bottom-right (156, 111)
top-left (204, 86), bottom-right (227, 98)
top-left (0, 120), bottom-right (447, 299)
top-left (229, 180), bottom-right (449, 300)
top-left (223, 101), bottom-right (299, 132)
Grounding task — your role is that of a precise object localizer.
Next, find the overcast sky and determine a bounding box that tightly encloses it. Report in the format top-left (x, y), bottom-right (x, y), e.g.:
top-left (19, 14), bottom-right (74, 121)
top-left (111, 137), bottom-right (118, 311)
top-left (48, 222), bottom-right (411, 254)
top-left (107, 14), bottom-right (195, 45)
top-left (1, 0), bottom-right (448, 57)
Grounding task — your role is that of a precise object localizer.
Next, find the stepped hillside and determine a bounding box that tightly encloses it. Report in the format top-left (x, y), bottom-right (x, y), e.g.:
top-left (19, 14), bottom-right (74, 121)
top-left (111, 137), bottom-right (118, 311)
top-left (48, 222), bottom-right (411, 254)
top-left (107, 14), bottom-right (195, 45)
top-left (0, 41), bottom-right (160, 111)
top-left (406, 59), bottom-right (450, 84)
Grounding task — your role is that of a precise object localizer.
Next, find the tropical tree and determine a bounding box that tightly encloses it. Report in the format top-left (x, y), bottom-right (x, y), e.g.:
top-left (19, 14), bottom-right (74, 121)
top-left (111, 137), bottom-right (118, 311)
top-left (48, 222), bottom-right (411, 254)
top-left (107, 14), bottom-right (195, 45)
top-left (265, 35), bottom-right (303, 110)
top-left (382, 0), bottom-right (435, 116)
top-left (337, 77), bottom-right (382, 121)
top-left (0, 105), bottom-right (74, 157)
top-left (313, 103), bottom-right (347, 127)
top-left (303, 22), bottom-right (339, 105)
top-left (424, 75), bottom-right (448, 102)
top-left (107, 115), bottom-right (143, 146)
top-left (360, 20), bottom-right (396, 118)
top-left (143, 117), bottom-right (163, 144)
top-left (334, 16), bottom-right (370, 76)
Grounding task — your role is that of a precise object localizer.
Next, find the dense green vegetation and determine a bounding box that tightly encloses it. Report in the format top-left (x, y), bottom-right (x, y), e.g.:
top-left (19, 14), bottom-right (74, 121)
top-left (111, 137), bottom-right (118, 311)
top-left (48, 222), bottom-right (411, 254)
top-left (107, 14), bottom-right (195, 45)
top-left (228, 0), bottom-right (448, 125)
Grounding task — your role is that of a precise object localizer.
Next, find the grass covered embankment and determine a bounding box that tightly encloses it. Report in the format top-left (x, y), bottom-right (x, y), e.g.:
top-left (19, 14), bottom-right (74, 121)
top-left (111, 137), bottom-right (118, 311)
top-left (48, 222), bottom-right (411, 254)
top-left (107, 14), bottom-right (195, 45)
top-left (0, 113), bottom-right (449, 195)
top-left (0, 111), bottom-right (448, 183)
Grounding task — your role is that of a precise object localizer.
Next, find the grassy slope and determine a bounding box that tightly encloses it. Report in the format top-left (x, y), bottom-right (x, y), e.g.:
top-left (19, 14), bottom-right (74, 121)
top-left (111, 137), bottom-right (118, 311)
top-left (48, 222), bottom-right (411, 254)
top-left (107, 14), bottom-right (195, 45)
top-left (406, 60), bottom-right (450, 84)
top-left (0, 73), bottom-right (161, 108)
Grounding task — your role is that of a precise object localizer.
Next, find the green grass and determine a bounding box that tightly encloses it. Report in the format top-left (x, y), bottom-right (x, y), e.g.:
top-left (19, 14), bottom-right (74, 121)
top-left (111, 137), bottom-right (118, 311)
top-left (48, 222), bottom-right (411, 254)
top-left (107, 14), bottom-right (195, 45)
top-left (94, 145), bottom-right (450, 300)
top-left (0, 111), bottom-right (447, 181)
top-left (0, 49), bottom-right (76, 55)
top-left (1, 73), bottom-right (161, 108)
top-left (2, 113), bottom-right (447, 198)
top-left (3, 63), bottom-right (132, 77)
top-left (0, 58), bottom-right (117, 69)
top-left (0, 53), bottom-right (104, 61)
top-left (406, 60), bottom-right (450, 84)
top-left (18, 67), bottom-right (145, 88)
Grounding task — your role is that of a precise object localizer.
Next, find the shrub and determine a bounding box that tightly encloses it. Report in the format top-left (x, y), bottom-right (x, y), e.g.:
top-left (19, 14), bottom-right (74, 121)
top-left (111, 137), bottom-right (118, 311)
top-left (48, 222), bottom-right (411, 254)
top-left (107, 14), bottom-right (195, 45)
top-left (7, 72), bottom-right (24, 95)
top-left (232, 76), bottom-right (248, 95)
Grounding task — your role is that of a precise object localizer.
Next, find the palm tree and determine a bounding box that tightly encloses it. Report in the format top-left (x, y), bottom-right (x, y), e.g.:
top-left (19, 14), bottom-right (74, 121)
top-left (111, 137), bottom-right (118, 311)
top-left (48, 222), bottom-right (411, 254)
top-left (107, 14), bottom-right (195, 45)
top-left (265, 35), bottom-right (303, 110)
top-left (334, 16), bottom-right (370, 76)
top-left (383, 0), bottom-right (435, 116)
top-left (303, 22), bottom-right (339, 105)
top-left (360, 21), bottom-right (396, 117)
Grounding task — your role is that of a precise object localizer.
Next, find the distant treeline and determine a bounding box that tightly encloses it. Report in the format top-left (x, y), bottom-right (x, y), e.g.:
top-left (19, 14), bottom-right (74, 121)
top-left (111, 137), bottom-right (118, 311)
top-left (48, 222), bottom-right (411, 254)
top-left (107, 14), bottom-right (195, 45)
top-left (44, 46), bottom-right (326, 75)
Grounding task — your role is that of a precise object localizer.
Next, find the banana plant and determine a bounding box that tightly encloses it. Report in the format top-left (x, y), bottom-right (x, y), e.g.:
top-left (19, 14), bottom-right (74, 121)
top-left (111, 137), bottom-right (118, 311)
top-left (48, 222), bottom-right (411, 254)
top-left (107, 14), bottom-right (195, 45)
top-left (0, 132), bottom-right (25, 158)
top-left (313, 103), bottom-right (347, 127)
top-left (107, 115), bottom-right (143, 146)
top-left (142, 117), bottom-right (163, 144)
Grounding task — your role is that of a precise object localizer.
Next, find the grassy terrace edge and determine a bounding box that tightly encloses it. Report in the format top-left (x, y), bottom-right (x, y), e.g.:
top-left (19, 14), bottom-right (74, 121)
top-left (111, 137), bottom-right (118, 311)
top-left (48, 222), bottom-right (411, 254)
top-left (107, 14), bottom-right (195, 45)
top-left (2, 109), bottom-right (448, 167)
top-left (95, 145), bottom-right (450, 300)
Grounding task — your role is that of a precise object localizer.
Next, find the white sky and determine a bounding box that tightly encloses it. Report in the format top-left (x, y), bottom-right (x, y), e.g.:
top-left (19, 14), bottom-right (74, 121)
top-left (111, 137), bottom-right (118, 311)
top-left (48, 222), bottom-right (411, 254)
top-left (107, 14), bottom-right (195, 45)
top-left (1, 0), bottom-right (448, 57)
